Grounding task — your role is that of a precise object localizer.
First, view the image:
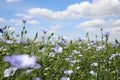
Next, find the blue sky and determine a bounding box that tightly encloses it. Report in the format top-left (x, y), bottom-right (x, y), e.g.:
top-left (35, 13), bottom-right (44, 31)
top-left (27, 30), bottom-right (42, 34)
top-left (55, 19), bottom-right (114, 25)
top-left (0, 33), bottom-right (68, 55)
top-left (0, 0), bottom-right (120, 42)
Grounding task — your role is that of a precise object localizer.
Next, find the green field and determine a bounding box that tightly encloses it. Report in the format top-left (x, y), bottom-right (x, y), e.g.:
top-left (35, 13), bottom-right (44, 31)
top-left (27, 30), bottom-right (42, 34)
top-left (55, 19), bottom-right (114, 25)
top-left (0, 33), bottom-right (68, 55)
top-left (0, 25), bottom-right (120, 80)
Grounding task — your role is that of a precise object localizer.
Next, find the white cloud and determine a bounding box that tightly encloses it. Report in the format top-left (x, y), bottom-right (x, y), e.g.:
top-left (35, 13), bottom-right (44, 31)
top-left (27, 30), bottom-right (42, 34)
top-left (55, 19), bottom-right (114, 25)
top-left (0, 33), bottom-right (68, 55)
top-left (10, 19), bottom-right (40, 25)
top-left (109, 19), bottom-right (120, 26)
top-left (75, 19), bottom-right (120, 30)
top-left (76, 19), bottom-right (106, 28)
top-left (49, 24), bottom-right (62, 33)
top-left (28, 8), bottom-right (70, 19)
top-left (67, 0), bottom-right (120, 18)
top-left (28, 8), bottom-right (81, 19)
top-left (0, 18), bottom-right (5, 23)
top-left (15, 13), bottom-right (33, 19)
top-left (10, 19), bottom-right (22, 25)
top-left (6, 0), bottom-right (21, 3)
top-left (27, 20), bottom-right (40, 25)
top-left (28, 0), bottom-right (120, 19)
top-left (67, 1), bottom-right (91, 16)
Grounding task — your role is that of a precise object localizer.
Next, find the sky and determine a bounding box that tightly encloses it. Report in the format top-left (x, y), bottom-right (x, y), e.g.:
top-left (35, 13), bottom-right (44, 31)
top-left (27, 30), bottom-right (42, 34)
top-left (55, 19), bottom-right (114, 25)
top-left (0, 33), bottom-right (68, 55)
top-left (0, 0), bottom-right (120, 42)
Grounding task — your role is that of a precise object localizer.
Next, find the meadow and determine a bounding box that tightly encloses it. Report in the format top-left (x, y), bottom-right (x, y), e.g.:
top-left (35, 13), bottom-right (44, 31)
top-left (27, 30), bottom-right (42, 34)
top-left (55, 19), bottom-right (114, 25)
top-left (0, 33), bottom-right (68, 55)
top-left (0, 21), bottom-right (120, 80)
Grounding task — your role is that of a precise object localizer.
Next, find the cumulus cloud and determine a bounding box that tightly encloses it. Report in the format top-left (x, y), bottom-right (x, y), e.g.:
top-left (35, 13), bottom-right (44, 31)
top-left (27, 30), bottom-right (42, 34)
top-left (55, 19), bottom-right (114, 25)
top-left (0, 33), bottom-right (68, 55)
top-left (28, 0), bottom-right (120, 19)
top-left (27, 20), bottom-right (40, 25)
top-left (15, 13), bottom-right (33, 19)
top-left (75, 19), bottom-right (120, 30)
top-left (106, 26), bottom-right (120, 32)
top-left (28, 8), bottom-right (71, 19)
top-left (28, 8), bottom-right (81, 19)
top-left (109, 19), bottom-right (120, 26)
top-left (67, 0), bottom-right (120, 18)
top-left (76, 19), bottom-right (106, 28)
top-left (10, 19), bottom-right (40, 25)
top-left (6, 0), bottom-right (21, 3)
top-left (10, 19), bottom-right (22, 25)
top-left (0, 18), bottom-right (5, 23)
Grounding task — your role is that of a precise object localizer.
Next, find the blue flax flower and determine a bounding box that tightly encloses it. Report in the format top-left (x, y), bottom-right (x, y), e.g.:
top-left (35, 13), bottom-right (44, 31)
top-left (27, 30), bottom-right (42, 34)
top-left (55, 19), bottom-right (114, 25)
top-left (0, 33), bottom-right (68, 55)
top-left (25, 69), bottom-right (32, 74)
top-left (30, 63), bottom-right (41, 69)
top-left (89, 70), bottom-right (97, 76)
top-left (60, 77), bottom-right (70, 80)
top-left (103, 32), bottom-right (110, 37)
top-left (64, 70), bottom-right (73, 75)
top-left (4, 67), bottom-right (18, 77)
top-left (53, 46), bottom-right (63, 53)
top-left (3, 54), bottom-right (37, 68)
top-left (32, 77), bottom-right (40, 80)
